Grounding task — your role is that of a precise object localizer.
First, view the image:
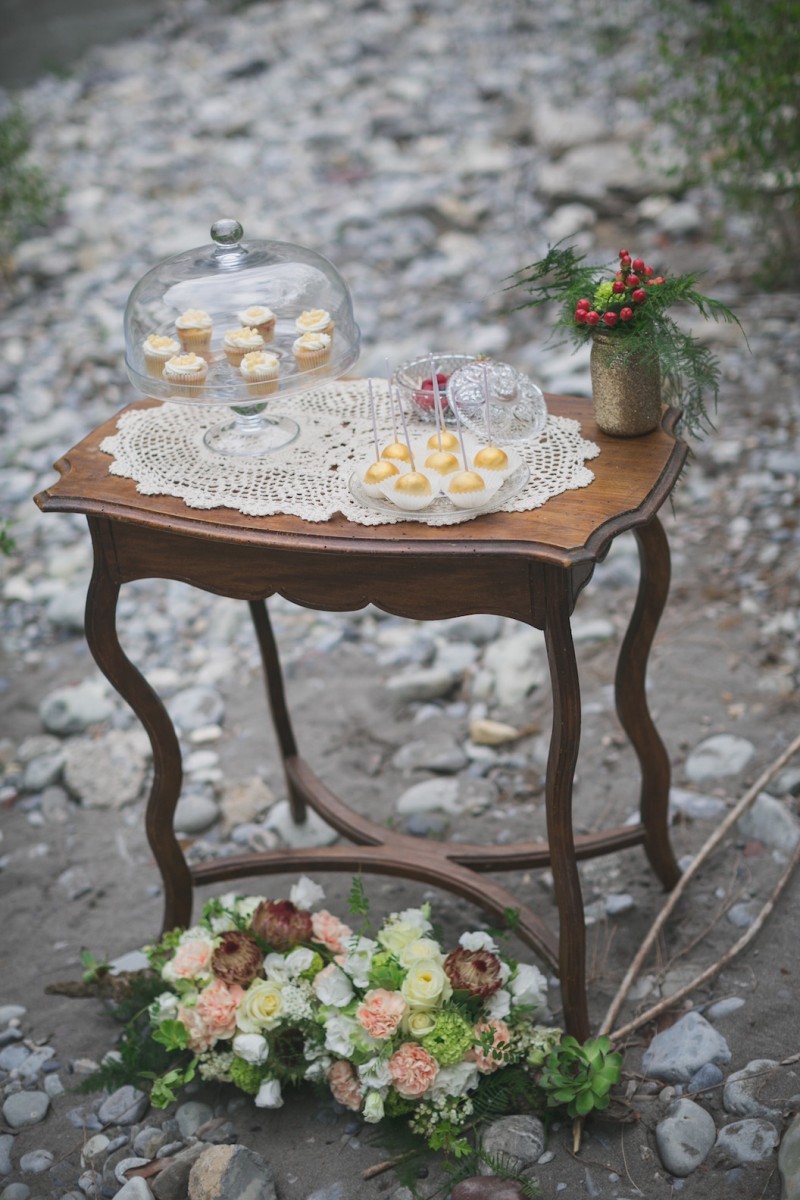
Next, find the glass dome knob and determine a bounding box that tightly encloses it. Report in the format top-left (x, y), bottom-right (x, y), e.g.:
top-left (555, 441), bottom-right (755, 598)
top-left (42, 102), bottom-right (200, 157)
top-left (210, 218), bottom-right (244, 245)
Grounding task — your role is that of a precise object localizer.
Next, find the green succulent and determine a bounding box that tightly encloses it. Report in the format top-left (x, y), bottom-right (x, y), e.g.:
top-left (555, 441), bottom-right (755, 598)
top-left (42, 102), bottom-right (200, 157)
top-left (539, 1035), bottom-right (622, 1119)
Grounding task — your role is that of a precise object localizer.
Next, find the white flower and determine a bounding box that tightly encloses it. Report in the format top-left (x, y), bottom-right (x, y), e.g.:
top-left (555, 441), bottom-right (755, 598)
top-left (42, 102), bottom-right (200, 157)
top-left (400, 959), bottom-right (452, 1010)
top-left (290, 876), bottom-right (326, 910)
top-left (254, 1078), bottom-right (283, 1109)
top-left (363, 1091), bottom-right (385, 1123)
top-left (304, 1055), bottom-right (332, 1082)
top-left (236, 980), bottom-right (284, 1033)
top-left (358, 1056), bottom-right (393, 1091)
top-left (339, 936), bottom-right (378, 988)
top-left (198, 1050), bottom-right (234, 1082)
top-left (324, 1014), bottom-right (361, 1057)
top-left (313, 964), bottom-right (354, 1007)
top-left (285, 947), bottom-right (316, 977)
top-left (499, 960), bottom-right (511, 984)
top-left (484, 988), bottom-right (511, 1020)
top-left (281, 983), bottom-right (314, 1021)
top-left (509, 963), bottom-right (548, 1012)
top-left (403, 1008), bottom-right (438, 1039)
top-left (149, 992), bottom-right (179, 1022)
top-left (378, 910), bottom-right (432, 956)
top-left (236, 895), bottom-right (264, 923)
top-left (426, 1060), bottom-right (480, 1101)
top-left (397, 937), bottom-right (444, 968)
top-left (458, 930), bottom-right (499, 953)
top-left (232, 1033), bottom-right (269, 1065)
top-left (263, 953), bottom-right (290, 984)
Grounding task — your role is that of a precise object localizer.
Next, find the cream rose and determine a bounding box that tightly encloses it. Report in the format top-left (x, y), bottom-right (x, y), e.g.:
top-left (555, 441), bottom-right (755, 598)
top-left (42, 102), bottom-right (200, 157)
top-left (397, 937), bottom-right (444, 968)
top-left (403, 1008), bottom-right (438, 1039)
top-left (378, 912), bottom-right (432, 957)
top-left (509, 962), bottom-right (548, 1011)
top-left (363, 1091), bottom-right (385, 1123)
top-left (400, 959), bottom-right (452, 1010)
top-left (236, 980), bottom-right (284, 1033)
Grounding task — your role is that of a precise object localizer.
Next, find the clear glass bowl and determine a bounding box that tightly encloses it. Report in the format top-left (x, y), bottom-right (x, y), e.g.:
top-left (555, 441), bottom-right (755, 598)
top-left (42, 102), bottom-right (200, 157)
top-left (447, 359), bottom-right (548, 444)
top-left (123, 219), bottom-right (361, 455)
top-left (391, 353), bottom-right (477, 425)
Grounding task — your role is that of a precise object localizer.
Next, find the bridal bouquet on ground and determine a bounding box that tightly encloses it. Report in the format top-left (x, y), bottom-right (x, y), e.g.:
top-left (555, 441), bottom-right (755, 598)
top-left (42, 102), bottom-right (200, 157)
top-left (97, 877), bottom-right (573, 1152)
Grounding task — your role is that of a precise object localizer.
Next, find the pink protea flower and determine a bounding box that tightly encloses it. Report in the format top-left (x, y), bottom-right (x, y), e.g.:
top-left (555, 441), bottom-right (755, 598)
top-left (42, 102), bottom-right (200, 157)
top-left (444, 947), bottom-right (503, 998)
top-left (250, 899), bottom-right (312, 951)
top-left (211, 930), bottom-right (263, 988)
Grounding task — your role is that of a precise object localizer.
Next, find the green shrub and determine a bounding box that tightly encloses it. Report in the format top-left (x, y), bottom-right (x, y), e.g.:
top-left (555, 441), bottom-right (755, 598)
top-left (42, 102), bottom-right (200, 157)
top-left (0, 104), bottom-right (57, 246)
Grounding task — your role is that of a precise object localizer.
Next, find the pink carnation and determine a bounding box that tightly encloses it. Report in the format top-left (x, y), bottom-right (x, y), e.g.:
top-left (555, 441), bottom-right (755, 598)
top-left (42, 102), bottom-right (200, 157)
top-left (469, 1019), bottom-right (511, 1074)
top-left (388, 1042), bottom-right (439, 1099)
top-left (190, 978), bottom-right (244, 1048)
top-left (170, 938), bottom-right (213, 980)
top-left (327, 1059), bottom-right (363, 1111)
top-left (311, 910), bottom-right (353, 954)
top-left (355, 989), bottom-right (407, 1039)
top-left (177, 1003), bottom-right (215, 1054)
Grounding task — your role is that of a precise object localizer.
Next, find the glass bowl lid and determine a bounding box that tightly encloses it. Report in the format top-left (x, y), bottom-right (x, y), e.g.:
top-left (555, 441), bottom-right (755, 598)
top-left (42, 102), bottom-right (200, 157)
top-left (123, 219), bottom-right (361, 406)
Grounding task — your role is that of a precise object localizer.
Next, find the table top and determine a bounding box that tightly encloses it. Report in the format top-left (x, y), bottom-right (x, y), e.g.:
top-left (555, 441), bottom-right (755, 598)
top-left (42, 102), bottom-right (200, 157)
top-left (35, 395), bottom-right (686, 570)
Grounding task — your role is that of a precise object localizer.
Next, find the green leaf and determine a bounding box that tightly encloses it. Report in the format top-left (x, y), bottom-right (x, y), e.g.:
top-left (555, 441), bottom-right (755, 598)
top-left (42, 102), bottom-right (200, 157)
top-left (574, 1088), bottom-right (595, 1116)
top-left (152, 1019), bottom-right (190, 1052)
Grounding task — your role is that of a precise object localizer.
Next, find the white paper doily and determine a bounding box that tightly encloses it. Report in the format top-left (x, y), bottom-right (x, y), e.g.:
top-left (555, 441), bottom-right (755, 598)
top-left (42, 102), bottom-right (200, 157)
top-left (100, 379), bottom-right (600, 527)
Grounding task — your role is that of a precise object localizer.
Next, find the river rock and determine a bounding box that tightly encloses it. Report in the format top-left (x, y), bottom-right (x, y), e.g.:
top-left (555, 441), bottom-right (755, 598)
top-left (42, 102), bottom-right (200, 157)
top-left (19, 1149), bottom-right (53, 1173)
top-left (151, 1143), bottom-right (207, 1200)
top-left (655, 1097), bottom-right (716, 1177)
top-left (669, 787), bottom-right (727, 822)
top-left (263, 799), bottom-right (338, 848)
top-left (385, 665), bottom-right (460, 703)
top-left (39, 680), bottom-right (113, 736)
top-left (116, 1180), bottom-right (156, 1200)
top-left (723, 1059), bottom-right (784, 1119)
top-left (684, 734), bottom-right (755, 782)
top-left (63, 729), bottom-right (150, 808)
top-left (97, 1085), bottom-right (149, 1126)
top-left (482, 629), bottom-right (547, 708)
top-left (173, 793), bottom-right (220, 834)
top-left (478, 1115), bottom-right (546, 1175)
top-left (642, 1011), bottom-right (731, 1084)
top-left (469, 718), bottom-right (520, 746)
top-left (392, 735), bottom-right (469, 773)
top-left (779, 1112), bottom-right (800, 1200)
top-left (713, 1118), bottom-right (779, 1164)
top-left (218, 776), bottom-right (275, 834)
top-left (169, 686), bottom-right (225, 733)
top-left (737, 792), bottom-right (800, 850)
top-left (0, 1134), bottom-right (13, 1176)
top-left (1, 1092), bottom-right (49, 1129)
top-left (187, 1144), bottom-right (276, 1200)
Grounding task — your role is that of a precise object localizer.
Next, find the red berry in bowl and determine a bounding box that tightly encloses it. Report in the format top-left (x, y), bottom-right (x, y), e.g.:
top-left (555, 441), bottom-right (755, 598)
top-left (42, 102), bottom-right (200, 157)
top-left (414, 372), bottom-right (450, 412)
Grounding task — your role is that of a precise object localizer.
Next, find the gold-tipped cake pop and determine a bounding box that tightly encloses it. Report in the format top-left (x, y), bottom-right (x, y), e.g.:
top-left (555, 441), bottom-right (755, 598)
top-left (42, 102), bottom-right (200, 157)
top-left (396, 471), bottom-right (432, 496)
top-left (424, 449), bottom-right (460, 475)
top-left (426, 428), bottom-right (459, 452)
top-left (473, 445), bottom-right (509, 471)
top-left (382, 440), bottom-right (413, 465)
top-left (364, 459), bottom-right (400, 485)
top-left (449, 470), bottom-right (486, 495)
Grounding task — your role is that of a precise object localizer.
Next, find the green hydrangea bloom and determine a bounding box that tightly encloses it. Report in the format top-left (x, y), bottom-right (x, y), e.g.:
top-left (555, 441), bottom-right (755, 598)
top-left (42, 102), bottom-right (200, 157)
top-left (300, 951), bottom-right (325, 981)
top-left (384, 1089), bottom-right (415, 1117)
top-left (593, 281), bottom-right (614, 309)
top-left (422, 1011), bottom-right (475, 1065)
top-left (229, 1056), bottom-right (270, 1095)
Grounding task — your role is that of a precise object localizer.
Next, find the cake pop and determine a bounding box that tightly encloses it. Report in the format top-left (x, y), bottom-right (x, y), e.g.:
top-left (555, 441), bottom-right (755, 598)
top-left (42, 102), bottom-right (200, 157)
top-left (473, 363), bottom-right (509, 473)
top-left (363, 381), bottom-right (400, 492)
top-left (424, 368), bottom-right (460, 475)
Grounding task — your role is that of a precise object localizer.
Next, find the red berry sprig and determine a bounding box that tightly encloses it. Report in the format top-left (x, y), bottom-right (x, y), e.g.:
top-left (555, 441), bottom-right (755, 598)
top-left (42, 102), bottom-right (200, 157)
top-left (573, 249), bottom-right (665, 331)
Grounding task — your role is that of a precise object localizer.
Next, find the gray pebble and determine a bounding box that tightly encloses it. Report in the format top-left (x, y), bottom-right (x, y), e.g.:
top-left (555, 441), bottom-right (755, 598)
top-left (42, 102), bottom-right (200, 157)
top-left (685, 734), bottom-right (755, 783)
top-left (39, 680), bottom-right (112, 736)
top-left (0, 1135), bottom-right (13, 1177)
top-left (705, 997), bottom-right (745, 1021)
top-left (687, 1062), bottom-right (724, 1095)
top-left (1, 1091), bottom-right (49, 1129)
top-left (714, 1118), bottom-right (779, 1164)
top-left (0, 1185), bottom-right (31, 1200)
top-left (642, 1012), bottom-right (731, 1084)
top-left (115, 1179), bottom-right (155, 1199)
top-left (97, 1085), bottom-right (149, 1127)
top-left (175, 1100), bottom-right (214, 1138)
top-left (0, 1045), bottom-right (30, 1071)
top-left (478, 1115), bottom-right (545, 1175)
top-left (655, 1098), bottom-right (716, 1177)
top-left (723, 1059), bottom-right (783, 1120)
top-left (18, 1149), bottom-right (53, 1173)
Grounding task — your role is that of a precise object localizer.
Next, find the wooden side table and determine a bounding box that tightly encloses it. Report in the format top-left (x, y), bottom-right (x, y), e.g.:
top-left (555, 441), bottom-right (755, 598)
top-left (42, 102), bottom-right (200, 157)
top-left (35, 394), bottom-right (687, 1040)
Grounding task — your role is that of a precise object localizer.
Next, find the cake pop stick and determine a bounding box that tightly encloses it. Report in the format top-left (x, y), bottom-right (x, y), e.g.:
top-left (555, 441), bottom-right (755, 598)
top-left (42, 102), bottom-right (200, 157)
top-left (430, 355), bottom-right (443, 451)
top-left (368, 379), bottom-right (380, 459)
top-left (396, 385), bottom-right (416, 470)
top-left (453, 387), bottom-right (469, 465)
top-left (482, 362), bottom-right (494, 445)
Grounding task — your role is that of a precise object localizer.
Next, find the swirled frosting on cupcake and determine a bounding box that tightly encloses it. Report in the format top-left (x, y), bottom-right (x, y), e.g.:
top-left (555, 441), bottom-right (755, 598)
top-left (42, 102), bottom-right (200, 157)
top-left (295, 308), bottom-right (333, 336)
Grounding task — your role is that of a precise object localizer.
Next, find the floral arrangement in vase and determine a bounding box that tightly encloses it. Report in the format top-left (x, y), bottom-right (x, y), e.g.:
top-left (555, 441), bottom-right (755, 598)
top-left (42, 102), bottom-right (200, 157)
top-left (509, 243), bottom-right (743, 437)
top-left (83, 877), bottom-right (622, 1164)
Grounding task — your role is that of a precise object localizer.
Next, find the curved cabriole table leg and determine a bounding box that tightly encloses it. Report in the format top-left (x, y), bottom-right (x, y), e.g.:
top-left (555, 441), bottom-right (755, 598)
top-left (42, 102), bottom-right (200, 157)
top-left (615, 516), bottom-right (681, 891)
top-left (85, 520), bottom-right (192, 933)
top-left (541, 565), bottom-right (589, 1043)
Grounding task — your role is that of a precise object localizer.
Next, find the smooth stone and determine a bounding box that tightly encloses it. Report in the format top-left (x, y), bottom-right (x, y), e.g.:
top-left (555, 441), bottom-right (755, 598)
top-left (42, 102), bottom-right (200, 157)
top-left (684, 734), bottom-right (755, 783)
top-left (175, 1101), bottom-right (214, 1138)
top-left (469, 718), bottom-right (520, 746)
top-left (21, 750), bottom-right (64, 792)
top-left (570, 617), bottom-right (615, 642)
top-left (263, 800), bottom-right (338, 848)
top-left (705, 997), bottom-right (745, 1021)
top-left (642, 1012), bottom-right (731, 1084)
top-left (151, 1143), bottom-right (207, 1200)
top-left (0, 1007), bottom-right (25, 1025)
top-left (767, 765), bottom-right (800, 798)
top-left (737, 792), bottom-right (800, 851)
top-left (16, 1046), bottom-right (55, 1080)
top-left (115, 1180), bottom-right (155, 1200)
top-left (482, 629), bottom-right (547, 708)
top-left (436, 615), bottom-right (503, 645)
top-left (19, 1149), bottom-right (53, 1173)
top-left (778, 1112), bottom-right (800, 1200)
top-left (723, 1059), bottom-right (783, 1119)
top-left (218, 777), bottom-right (275, 835)
top-left (97, 1085), bottom-right (149, 1127)
top-left (687, 1062), bottom-right (725, 1095)
top-left (115, 1157), bottom-right (152, 1184)
top-left (478, 1115), bottom-right (545, 1175)
top-left (63, 730), bottom-right (149, 808)
top-left (396, 777), bottom-right (460, 815)
top-left (169, 686), bottom-right (225, 732)
top-left (39, 680), bottom-right (113, 735)
top-left (43, 1072), bottom-right (64, 1099)
top-left (57, 865), bottom-right (94, 900)
top-left (173, 794), bottom-right (220, 835)
top-left (0, 1028), bottom-right (22, 1048)
top-left (78, 1169), bottom-right (101, 1196)
top-left (1, 1187), bottom-right (31, 1200)
top-left (0, 1135), bottom-right (12, 1176)
top-left (385, 666), bottom-right (460, 703)
top-left (403, 812), bottom-right (449, 838)
top-left (46, 584), bottom-right (90, 631)
top-left (726, 902), bottom-right (757, 928)
top-left (714, 1118), bottom-right (779, 1164)
top-left (605, 893), bottom-right (635, 916)
top-left (133, 1127), bottom-right (169, 1159)
top-left (0, 1044), bottom-right (30, 1071)
top-left (669, 787), bottom-right (727, 822)
top-left (81, 1134), bottom-right (110, 1166)
top-left (452, 1177), bottom-right (529, 1199)
top-left (187, 1144), bottom-right (276, 1200)
top-left (1, 1091), bottom-right (49, 1129)
top-left (392, 735), bottom-right (468, 774)
top-left (655, 1097), bottom-right (716, 1177)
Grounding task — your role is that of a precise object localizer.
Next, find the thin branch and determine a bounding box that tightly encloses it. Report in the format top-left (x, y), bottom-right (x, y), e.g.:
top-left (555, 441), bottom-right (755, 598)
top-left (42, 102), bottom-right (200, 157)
top-left (598, 731), bottom-right (800, 1038)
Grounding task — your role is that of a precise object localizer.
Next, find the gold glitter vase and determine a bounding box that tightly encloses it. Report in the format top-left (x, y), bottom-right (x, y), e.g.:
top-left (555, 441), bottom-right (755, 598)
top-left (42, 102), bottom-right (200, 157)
top-left (590, 333), bottom-right (663, 437)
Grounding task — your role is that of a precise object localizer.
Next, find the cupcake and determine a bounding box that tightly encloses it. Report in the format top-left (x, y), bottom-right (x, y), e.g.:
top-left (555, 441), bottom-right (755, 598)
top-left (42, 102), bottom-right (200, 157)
top-left (222, 326), bottom-right (265, 367)
top-left (175, 309), bottom-right (213, 352)
top-left (292, 331), bottom-right (332, 370)
top-left (143, 334), bottom-right (181, 378)
top-left (295, 308), bottom-right (334, 338)
top-left (236, 305), bottom-right (276, 341)
top-left (239, 350), bottom-right (280, 397)
top-left (162, 353), bottom-right (208, 397)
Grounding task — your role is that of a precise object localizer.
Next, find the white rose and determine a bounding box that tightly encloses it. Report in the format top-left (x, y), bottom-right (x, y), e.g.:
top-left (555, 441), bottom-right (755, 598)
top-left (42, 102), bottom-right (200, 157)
top-left (378, 911), bottom-right (432, 956)
top-left (484, 988), bottom-right (511, 1020)
top-left (263, 953), bottom-right (290, 984)
top-left (358, 1056), bottom-right (393, 1090)
top-left (363, 1091), bottom-right (385, 1123)
top-left (397, 937), bottom-right (444, 969)
top-left (427, 1060), bottom-right (480, 1101)
top-left (400, 959), bottom-right (452, 1010)
top-left (236, 980), bottom-right (284, 1033)
top-left (254, 1078), bottom-right (283, 1109)
top-left (324, 1014), bottom-right (361, 1057)
top-left (232, 1033), bottom-right (269, 1065)
top-left (340, 936), bottom-right (378, 988)
top-left (285, 947), bottom-right (316, 977)
top-left (509, 963), bottom-right (548, 1011)
top-left (313, 964), bottom-right (354, 1008)
top-left (403, 1008), bottom-right (438, 1039)
top-left (458, 931), bottom-right (499, 953)
top-left (290, 875), bottom-right (326, 910)
top-left (149, 992), bottom-right (179, 1022)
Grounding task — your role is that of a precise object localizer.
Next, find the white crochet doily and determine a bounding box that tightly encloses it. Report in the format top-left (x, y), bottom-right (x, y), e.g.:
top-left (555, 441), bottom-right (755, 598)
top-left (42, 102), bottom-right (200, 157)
top-left (101, 379), bottom-right (600, 527)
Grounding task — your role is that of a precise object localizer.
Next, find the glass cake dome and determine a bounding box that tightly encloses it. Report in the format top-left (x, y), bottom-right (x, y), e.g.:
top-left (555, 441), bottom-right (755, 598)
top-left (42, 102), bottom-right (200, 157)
top-left (123, 219), bottom-right (361, 455)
